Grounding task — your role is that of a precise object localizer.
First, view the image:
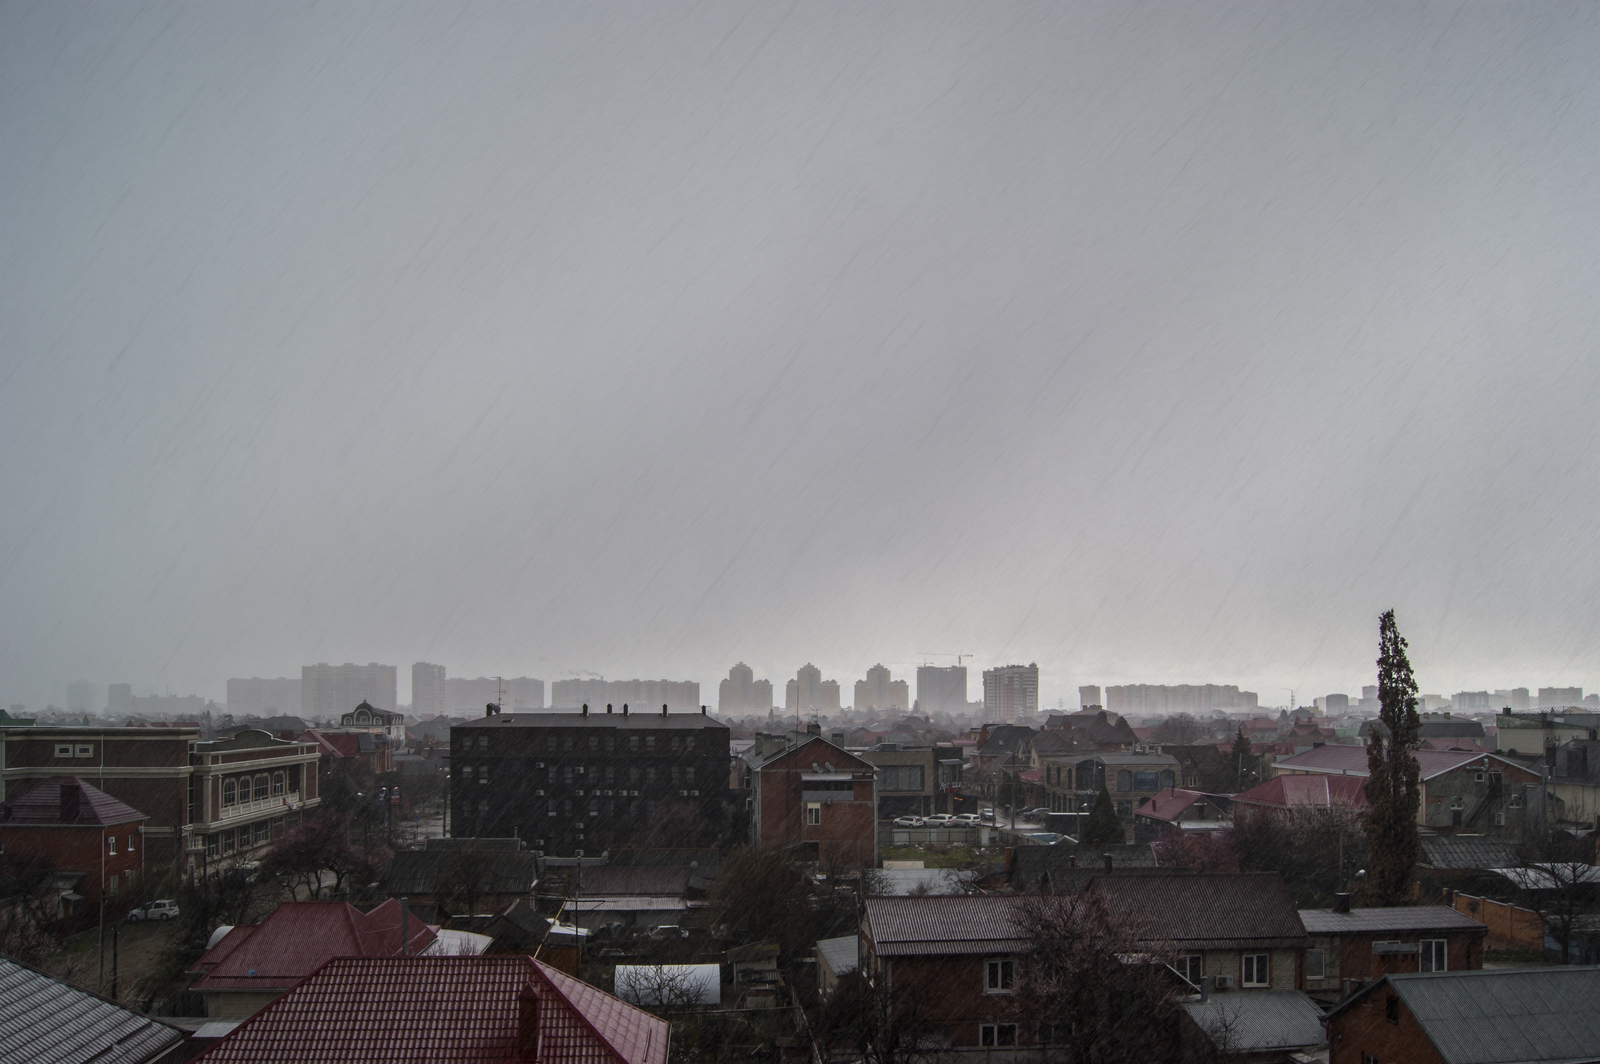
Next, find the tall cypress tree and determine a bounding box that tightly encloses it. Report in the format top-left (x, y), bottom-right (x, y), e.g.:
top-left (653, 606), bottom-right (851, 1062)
top-left (1081, 784), bottom-right (1123, 848)
top-left (1362, 609), bottom-right (1422, 905)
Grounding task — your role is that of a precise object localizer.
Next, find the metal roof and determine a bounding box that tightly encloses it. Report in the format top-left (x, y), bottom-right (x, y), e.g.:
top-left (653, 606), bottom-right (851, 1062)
top-left (1419, 834), bottom-right (1520, 870)
top-left (1272, 744), bottom-right (1526, 781)
top-left (0, 776), bottom-right (147, 826)
top-left (815, 936), bottom-right (859, 977)
top-left (1300, 905), bottom-right (1487, 935)
top-left (1089, 872), bottom-right (1308, 950)
top-left (454, 712), bottom-right (728, 731)
top-left (1332, 966), bottom-right (1600, 1064)
top-left (193, 956), bottom-right (670, 1064)
top-left (0, 956), bottom-right (186, 1064)
top-left (1231, 773), bottom-right (1369, 811)
top-left (862, 895), bottom-right (1031, 957)
top-left (1180, 991), bottom-right (1327, 1053)
top-left (191, 900), bottom-right (437, 990)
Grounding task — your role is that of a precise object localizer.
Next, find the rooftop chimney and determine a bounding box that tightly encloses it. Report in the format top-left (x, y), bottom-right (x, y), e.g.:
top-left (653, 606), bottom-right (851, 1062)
top-left (1333, 893), bottom-right (1351, 914)
top-left (515, 984), bottom-right (541, 1062)
top-left (701, 705), bottom-right (707, 715)
top-left (662, 704), bottom-right (668, 717)
top-left (622, 703), bottom-right (629, 716)
top-left (59, 782), bottom-right (80, 823)
top-left (606, 704), bottom-right (613, 714)
top-left (581, 704), bottom-right (588, 717)
top-left (1102, 853), bottom-right (1113, 873)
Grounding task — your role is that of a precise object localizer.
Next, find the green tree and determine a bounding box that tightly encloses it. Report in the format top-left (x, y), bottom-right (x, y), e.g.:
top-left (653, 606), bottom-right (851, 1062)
top-left (1362, 609), bottom-right (1422, 906)
top-left (1080, 785), bottom-right (1123, 848)
top-left (1223, 727), bottom-right (1259, 793)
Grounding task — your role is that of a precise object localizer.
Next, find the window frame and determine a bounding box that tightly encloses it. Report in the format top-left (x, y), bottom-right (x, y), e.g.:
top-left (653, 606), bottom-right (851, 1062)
top-left (805, 803), bottom-right (821, 826)
top-left (1419, 938), bottom-right (1446, 973)
top-left (1175, 954), bottom-right (1203, 987)
top-left (54, 744), bottom-right (72, 757)
top-left (107, 836), bottom-right (117, 856)
top-left (979, 1024), bottom-right (1017, 1048)
top-left (1306, 947), bottom-right (1326, 980)
top-left (75, 744), bottom-right (93, 758)
top-left (1241, 953), bottom-right (1270, 987)
top-left (222, 778), bottom-right (237, 806)
top-left (985, 957), bottom-right (1016, 994)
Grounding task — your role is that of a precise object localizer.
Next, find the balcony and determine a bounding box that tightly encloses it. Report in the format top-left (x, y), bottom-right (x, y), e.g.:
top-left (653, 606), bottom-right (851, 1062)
top-left (212, 792), bottom-right (303, 824)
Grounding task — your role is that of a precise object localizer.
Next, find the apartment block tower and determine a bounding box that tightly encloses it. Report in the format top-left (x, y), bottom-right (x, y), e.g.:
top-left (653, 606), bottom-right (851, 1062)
top-left (916, 666), bottom-right (968, 714)
top-left (412, 663), bottom-right (447, 716)
top-left (854, 665), bottom-right (909, 711)
top-left (718, 663), bottom-right (774, 713)
top-left (786, 664), bottom-right (841, 713)
top-left (301, 663), bottom-right (398, 719)
top-left (982, 663), bottom-right (1039, 724)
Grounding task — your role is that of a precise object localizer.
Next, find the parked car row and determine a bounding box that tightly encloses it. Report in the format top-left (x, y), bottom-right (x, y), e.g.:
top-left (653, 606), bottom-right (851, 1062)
top-left (889, 813), bottom-right (985, 828)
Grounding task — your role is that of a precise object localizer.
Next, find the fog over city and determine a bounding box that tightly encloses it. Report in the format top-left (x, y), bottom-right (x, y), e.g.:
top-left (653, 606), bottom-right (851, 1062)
top-left (3, 3), bottom-right (1598, 711)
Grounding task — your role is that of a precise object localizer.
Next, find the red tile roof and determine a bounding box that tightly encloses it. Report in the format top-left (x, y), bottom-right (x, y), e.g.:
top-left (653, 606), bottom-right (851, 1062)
top-left (191, 900), bottom-right (438, 990)
top-left (1272, 744), bottom-right (1517, 780)
top-left (1232, 773), bottom-right (1369, 811)
top-left (0, 776), bottom-right (147, 826)
top-left (193, 955), bottom-right (670, 1064)
top-left (1134, 787), bottom-right (1210, 822)
top-left (294, 729), bottom-right (344, 758)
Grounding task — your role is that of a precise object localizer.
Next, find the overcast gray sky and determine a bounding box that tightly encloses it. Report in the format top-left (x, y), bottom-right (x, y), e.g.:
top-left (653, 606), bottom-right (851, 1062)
top-left (3, 2), bottom-right (1597, 711)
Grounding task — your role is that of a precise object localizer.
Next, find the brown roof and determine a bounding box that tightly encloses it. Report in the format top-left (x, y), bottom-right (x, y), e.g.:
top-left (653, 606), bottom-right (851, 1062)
top-left (1087, 872), bottom-right (1307, 950)
top-left (0, 777), bottom-right (147, 827)
top-left (191, 900), bottom-right (437, 990)
top-left (862, 895), bottom-right (1031, 957)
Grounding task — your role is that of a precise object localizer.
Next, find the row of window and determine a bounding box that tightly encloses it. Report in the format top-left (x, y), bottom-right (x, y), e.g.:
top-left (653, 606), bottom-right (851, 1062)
top-left (53, 743), bottom-right (95, 758)
top-left (462, 764), bottom-right (700, 786)
top-left (221, 772), bottom-right (287, 806)
top-left (104, 868), bottom-right (137, 896)
top-left (464, 733), bottom-right (701, 754)
top-left (204, 817), bottom-right (283, 857)
top-left (106, 834), bottom-right (137, 855)
top-left (468, 796), bottom-right (678, 820)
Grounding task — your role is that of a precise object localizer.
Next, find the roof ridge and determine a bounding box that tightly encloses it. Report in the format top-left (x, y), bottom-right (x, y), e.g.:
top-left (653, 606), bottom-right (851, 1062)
top-left (531, 956), bottom-right (650, 1064)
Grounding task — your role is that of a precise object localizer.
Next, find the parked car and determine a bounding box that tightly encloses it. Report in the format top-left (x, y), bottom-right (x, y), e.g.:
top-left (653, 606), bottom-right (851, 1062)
top-left (953, 813), bottom-right (982, 825)
top-left (1025, 807), bottom-right (1052, 820)
top-left (127, 899), bottom-right (180, 922)
top-left (979, 808), bottom-right (995, 821)
top-left (922, 814), bottom-right (956, 826)
top-left (892, 815), bottom-right (924, 828)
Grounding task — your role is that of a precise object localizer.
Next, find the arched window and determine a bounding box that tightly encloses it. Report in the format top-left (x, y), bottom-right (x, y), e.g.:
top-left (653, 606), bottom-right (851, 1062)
top-left (222, 779), bottom-right (237, 806)
top-left (252, 775), bottom-right (267, 800)
top-left (272, 772), bottom-right (285, 797)
top-left (1116, 770), bottom-right (1133, 792)
top-left (1159, 770), bottom-right (1175, 790)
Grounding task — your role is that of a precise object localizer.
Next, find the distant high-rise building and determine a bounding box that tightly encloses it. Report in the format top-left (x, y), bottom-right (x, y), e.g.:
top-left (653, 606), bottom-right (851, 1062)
top-left (1453, 691), bottom-right (1494, 712)
top-left (66, 681), bottom-right (100, 715)
top-left (1103, 684), bottom-right (1258, 716)
top-left (412, 663), bottom-right (447, 716)
top-left (1078, 685), bottom-right (1102, 710)
top-left (718, 663), bottom-right (774, 712)
top-left (446, 676), bottom-right (543, 712)
top-left (1537, 687), bottom-right (1584, 709)
top-left (227, 677), bottom-right (302, 717)
top-left (1493, 688), bottom-right (1531, 712)
top-left (107, 684), bottom-right (133, 716)
top-left (853, 665), bottom-right (908, 711)
top-left (983, 664), bottom-right (1039, 724)
top-left (1322, 693), bottom-right (1350, 715)
top-left (549, 678), bottom-right (697, 712)
top-left (785, 664), bottom-right (840, 713)
top-left (916, 666), bottom-right (968, 714)
top-left (301, 663), bottom-right (398, 719)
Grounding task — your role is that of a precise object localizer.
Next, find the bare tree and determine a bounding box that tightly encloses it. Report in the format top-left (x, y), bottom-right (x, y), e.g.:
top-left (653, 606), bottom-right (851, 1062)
top-left (816, 969), bottom-right (940, 1064)
top-left (0, 854), bottom-right (62, 965)
top-left (616, 963), bottom-right (713, 1010)
top-left (1009, 888), bottom-right (1182, 1063)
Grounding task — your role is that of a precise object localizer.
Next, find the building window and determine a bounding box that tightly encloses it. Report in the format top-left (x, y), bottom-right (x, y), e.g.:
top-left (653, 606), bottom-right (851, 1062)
top-left (629, 736), bottom-right (640, 753)
top-left (272, 772), bottom-right (285, 797)
top-left (1306, 948), bottom-right (1325, 979)
top-left (1115, 800), bottom-right (1132, 818)
top-left (107, 836), bottom-right (117, 855)
top-left (478, 800), bottom-right (489, 814)
top-left (1037, 1023), bottom-right (1062, 1044)
top-left (606, 766), bottom-right (615, 784)
top-left (1385, 995), bottom-right (1399, 1023)
top-left (671, 766), bottom-right (681, 785)
top-left (979, 1024), bottom-right (1016, 1047)
top-left (222, 779), bottom-right (237, 806)
top-left (107, 875), bottom-right (118, 896)
top-left (1420, 939), bottom-right (1446, 973)
top-left (671, 736), bottom-right (681, 753)
top-left (206, 834), bottom-right (219, 857)
top-left (1242, 954), bottom-right (1269, 987)
top-left (76, 744), bottom-right (92, 758)
top-left (128, 834), bottom-right (136, 852)
top-left (686, 736), bottom-right (695, 752)
top-left (479, 766), bottom-right (489, 785)
top-left (255, 774), bottom-right (269, 800)
top-left (588, 735), bottom-right (598, 752)
top-left (223, 831), bottom-right (236, 855)
top-left (646, 736), bottom-right (656, 753)
top-left (254, 821), bottom-right (269, 845)
top-left (687, 766), bottom-right (696, 784)
top-left (985, 958), bottom-right (1015, 993)
top-left (647, 767), bottom-right (656, 782)
top-left (806, 803), bottom-right (821, 826)
top-left (1116, 770), bottom-right (1132, 791)
top-left (1175, 954), bottom-right (1203, 986)
top-left (54, 744), bottom-right (71, 757)
top-left (630, 767), bottom-right (640, 785)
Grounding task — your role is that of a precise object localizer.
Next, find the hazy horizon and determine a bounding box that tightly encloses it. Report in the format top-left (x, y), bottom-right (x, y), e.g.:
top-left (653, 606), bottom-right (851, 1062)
top-left (4, 4), bottom-right (1598, 711)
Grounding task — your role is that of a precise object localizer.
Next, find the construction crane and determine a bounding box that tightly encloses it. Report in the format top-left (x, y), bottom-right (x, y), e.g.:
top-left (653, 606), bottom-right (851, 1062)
top-left (917, 653), bottom-right (971, 666)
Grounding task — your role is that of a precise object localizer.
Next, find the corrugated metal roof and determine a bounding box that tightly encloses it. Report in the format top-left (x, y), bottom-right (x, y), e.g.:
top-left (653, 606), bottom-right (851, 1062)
top-left (1089, 872), bottom-right (1307, 950)
top-left (193, 956), bottom-right (670, 1064)
top-left (1335, 967), bottom-right (1600, 1064)
top-left (0, 776), bottom-right (147, 826)
top-left (1272, 745), bottom-right (1524, 781)
top-left (1300, 905), bottom-right (1486, 935)
top-left (1419, 834), bottom-right (1520, 870)
top-left (192, 900), bottom-right (437, 990)
top-left (863, 895), bottom-right (1031, 957)
top-left (1180, 991), bottom-right (1327, 1052)
top-left (0, 956), bottom-right (185, 1064)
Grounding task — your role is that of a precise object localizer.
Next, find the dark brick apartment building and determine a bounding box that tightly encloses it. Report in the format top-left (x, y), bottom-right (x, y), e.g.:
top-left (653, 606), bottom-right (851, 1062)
top-left (449, 705), bottom-right (731, 856)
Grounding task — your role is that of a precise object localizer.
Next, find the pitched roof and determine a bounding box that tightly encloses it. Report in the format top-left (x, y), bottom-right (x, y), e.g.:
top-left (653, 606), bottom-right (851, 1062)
top-left (862, 895), bottom-right (1031, 957)
top-left (1087, 872), bottom-right (1308, 950)
top-left (1180, 991), bottom-right (1327, 1053)
top-left (1232, 773), bottom-right (1369, 810)
top-left (1299, 905), bottom-right (1487, 935)
top-left (0, 956), bottom-right (187, 1064)
top-left (193, 956), bottom-right (670, 1064)
top-left (383, 850), bottom-right (540, 897)
top-left (1134, 788), bottom-right (1211, 822)
top-left (1271, 745), bottom-right (1524, 781)
top-left (1330, 966), bottom-right (1600, 1064)
top-left (191, 900), bottom-right (437, 990)
top-left (1418, 834), bottom-right (1521, 871)
top-left (816, 936), bottom-right (859, 977)
top-left (0, 776), bottom-right (147, 827)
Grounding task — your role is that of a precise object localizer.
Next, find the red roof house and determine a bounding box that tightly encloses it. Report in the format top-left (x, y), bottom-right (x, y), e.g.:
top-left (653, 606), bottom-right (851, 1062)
top-left (0, 776), bottom-right (148, 912)
top-left (190, 899), bottom-right (438, 1017)
top-left (192, 955), bottom-right (671, 1064)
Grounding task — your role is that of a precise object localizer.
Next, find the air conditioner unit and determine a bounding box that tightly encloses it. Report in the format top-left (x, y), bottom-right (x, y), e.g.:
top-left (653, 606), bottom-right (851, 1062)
top-left (536, 762), bottom-right (544, 769)
top-left (535, 789), bottom-right (544, 796)
top-left (680, 790), bottom-right (689, 796)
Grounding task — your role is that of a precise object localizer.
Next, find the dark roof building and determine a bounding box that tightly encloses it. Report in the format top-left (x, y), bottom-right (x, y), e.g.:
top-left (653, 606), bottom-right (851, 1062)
top-left (1088, 871), bottom-right (1307, 953)
top-left (1326, 966), bottom-right (1600, 1064)
top-left (1179, 990), bottom-right (1327, 1062)
top-left (192, 956), bottom-right (670, 1064)
top-left (0, 956), bottom-right (187, 1064)
top-left (0, 776), bottom-right (149, 910)
top-left (1232, 773), bottom-right (1369, 823)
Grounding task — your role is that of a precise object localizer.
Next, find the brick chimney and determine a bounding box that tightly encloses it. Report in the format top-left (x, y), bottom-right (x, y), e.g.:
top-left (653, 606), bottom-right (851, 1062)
top-left (59, 781), bottom-right (81, 823)
top-left (515, 984), bottom-right (541, 1062)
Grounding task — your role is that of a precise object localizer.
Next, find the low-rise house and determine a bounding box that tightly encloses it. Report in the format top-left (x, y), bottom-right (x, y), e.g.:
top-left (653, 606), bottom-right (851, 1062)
top-left (745, 736), bottom-right (877, 870)
top-left (1132, 788), bottom-right (1230, 842)
top-left (1325, 967), bottom-right (1600, 1064)
top-left (1178, 989), bottom-right (1327, 1064)
top-left (1231, 774), bottom-right (1368, 825)
top-left (191, 955), bottom-right (670, 1064)
top-left (1551, 737), bottom-right (1600, 831)
top-left (1269, 745), bottom-right (1541, 837)
top-left (1075, 752), bottom-right (1181, 819)
top-left (565, 864), bottom-right (697, 931)
top-left (815, 935), bottom-right (859, 1000)
top-left (188, 899), bottom-right (438, 1017)
top-left (1298, 899), bottom-right (1487, 1004)
top-left (0, 777), bottom-right (147, 913)
top-left (383, 839), bottom-right (539, 922)
top-left (0, 955), bottom-right (189, 1064)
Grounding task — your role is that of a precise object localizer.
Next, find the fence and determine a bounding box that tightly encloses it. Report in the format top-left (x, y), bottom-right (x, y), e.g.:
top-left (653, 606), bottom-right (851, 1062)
top-left (1451, 891), bottom-right (1544, 951)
